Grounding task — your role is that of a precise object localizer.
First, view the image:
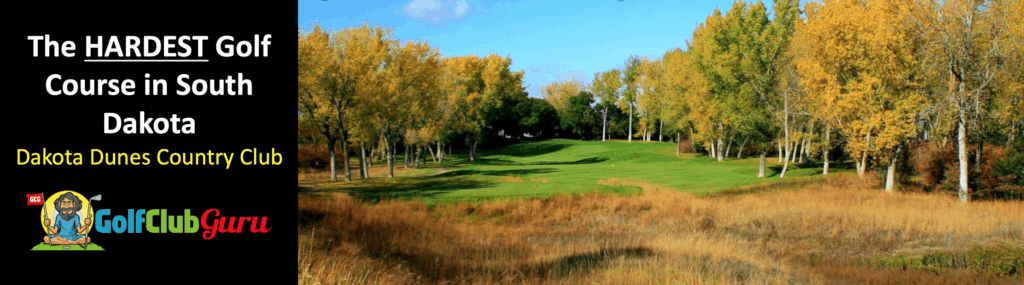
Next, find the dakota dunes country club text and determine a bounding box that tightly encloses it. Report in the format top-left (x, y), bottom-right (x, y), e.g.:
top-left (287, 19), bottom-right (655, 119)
top-left (17, 148), bottom-right (282, 169)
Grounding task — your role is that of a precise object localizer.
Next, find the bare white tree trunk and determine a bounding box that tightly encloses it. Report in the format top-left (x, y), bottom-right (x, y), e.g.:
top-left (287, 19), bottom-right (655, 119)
top-left (736, 136), bottom-right (749, 159)
top-left (427, 143), bottom-right (437, 163)
top-left (758, 152), bottom-right (767, 178)
top-left (602, 106), bottom-right (608, 142)
top-left (470, 141), bottom-right (478, 161)
top-left (725, 137), bottom-right (733, 158)
top-left (710, 140), bottom-right (716, 158)
top-left (823, 126), bottom-right (830, 175)
top-left (885, 147), bottom-right (902, 194)
top-left (360, 142), bottom-right (368, 179)
top-left (957, 115), bottom-right (969, 202)
top-left (798, 138), bottom-right (806, 164)
top-left (717, 136), bottom-right (725, 162)
top-left (659, 120), bottom-right (664, 142)
top-left (791, 141), bottom-right (798, 163)
top-left (857, 132), bottom-right (871, 178)
top-left (778, 140), bottom-right (783, 163)
top-left (328, 140), bottom-right (337, 182)
top-left (780, 97), bottom-right (791, 178)
top-left (794, 139), bottom-right (802, 163)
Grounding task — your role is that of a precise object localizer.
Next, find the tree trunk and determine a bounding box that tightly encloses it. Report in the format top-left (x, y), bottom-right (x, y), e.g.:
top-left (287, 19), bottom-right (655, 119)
top-left (957, 115), bottom-right (969, 202)
top-left (778, 140), bottom-right (783, 163)
top-left (780, 96), bottom-right (791, 178)
top-left (736, 136), bottom-right (749, 159)
top-left (690, 127), bottom-right (696, 151)
top-left (360, 142), bottom-right (368, 179)
top-left (628, 104), bottom-right (633, 142)
top-left (717, 136), bottom-right (725, 162)
top-left (798, 138), bottom-right (806, 164)
top-left (725, 137), bottom-right (733, 158)
top-left (599, 106), bottom-right (607, 141)
top-left (385, 136), bottom-right (394, 178)
top-left (470, 141), bottom-right (478, 161)
top-left (341, 135), bottom-right (351, 181)
top-left (823, 126), bottom-right (830, 175)
top-left (857, 132), bottom-right (871, 178)
top-left (427, 143), bottom-right (437, 163)
top-left (758, 152), bottom-right (766, 178)
top-left (885, 147), bottom-right (902, 193)
top-left (404, 144), bottom-right (409, 168)
top-left (780, 140), bottom-right (791, 178)
top-left (328, 137), bottom-right (338, 182)
top-left (791, 141), bottom-right (798, 163)
top-left (438, 140), bottom-right (444, 164)
top-left (659, 120), bottom-right (663, 142)
top-left (414, 146), bottom-right (420, 168)
top-left (710, 140), bottom-right (716, 158)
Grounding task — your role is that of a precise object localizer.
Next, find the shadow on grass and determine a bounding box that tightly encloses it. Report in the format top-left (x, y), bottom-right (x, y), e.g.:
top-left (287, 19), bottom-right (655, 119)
top-left (303, 176), bottom-right (500, 203)
top-left (530, 247), bottom-right (653, 278)
top-left (469, 157), bottom-right (608, 166)
top-left (434, 168), bottom-right (558, 178)
top-left (763, 161), bottom-right (856, 178)
top-left (480, 142), bottom-right (573, 157)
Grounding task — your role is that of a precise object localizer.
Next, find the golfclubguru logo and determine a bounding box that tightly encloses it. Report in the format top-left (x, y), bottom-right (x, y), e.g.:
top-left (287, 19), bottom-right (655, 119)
top-left (29, 191), bottom-right (270, 251)
top-left (95, 208), bottom-right (271, 239)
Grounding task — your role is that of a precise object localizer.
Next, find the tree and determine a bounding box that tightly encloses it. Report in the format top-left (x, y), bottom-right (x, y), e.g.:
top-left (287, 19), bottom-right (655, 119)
top-left (660, 48), bottom-right (697, 155)
top-left (541, 79), bottom-right (586, 113)
top-left (909, 0), bottom-right (1016, 201)
top-left (560, 91), bottom-right (598, 139)
top-left (622, 56), bottom-right (644, 142)
top-left (687, 8), bottom-right (729, 161)
top-left (377, 40), bottom-right (442, 178)
top-left (298, 25), bottom-right (344, 180)
top-left (796, 0), bottom-right (928, 192)
top-left (444, 54), bottom-right (527, 161)
top-left (637, 58), bottom-right (665, 141)
top-left (591, 70), bottom-right (623, 141)
top-left (517, 97), bottom-right (560, 139)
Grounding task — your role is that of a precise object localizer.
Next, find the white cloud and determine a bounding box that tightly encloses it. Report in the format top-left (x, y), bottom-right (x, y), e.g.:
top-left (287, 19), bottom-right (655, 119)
top-left (401, 0), bottom-right (473, 24)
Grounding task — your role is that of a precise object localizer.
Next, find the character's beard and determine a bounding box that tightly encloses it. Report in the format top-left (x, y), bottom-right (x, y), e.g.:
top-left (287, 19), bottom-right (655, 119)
top-left (59, 209), bottom-right (76, 221)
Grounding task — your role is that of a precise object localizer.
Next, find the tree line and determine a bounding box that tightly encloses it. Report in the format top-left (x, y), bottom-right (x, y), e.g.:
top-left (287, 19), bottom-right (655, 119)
top-left (298, 24), bottom-right (560, 181)
top-left (542, 0), bottom-right (1022, 201)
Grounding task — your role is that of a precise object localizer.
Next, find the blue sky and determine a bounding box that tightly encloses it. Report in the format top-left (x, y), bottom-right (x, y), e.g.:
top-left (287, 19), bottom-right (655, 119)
top-left (298, 0), bottom-right (757, 98)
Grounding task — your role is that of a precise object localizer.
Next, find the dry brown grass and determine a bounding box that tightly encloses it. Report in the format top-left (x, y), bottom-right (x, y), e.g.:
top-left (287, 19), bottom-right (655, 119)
top-left (298, 176), bottom-right (1023, 284)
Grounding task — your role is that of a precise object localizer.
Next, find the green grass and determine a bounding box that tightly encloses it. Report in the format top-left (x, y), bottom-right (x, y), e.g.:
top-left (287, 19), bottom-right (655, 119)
top-left (310, 139), bottom-right (852, 203)
top-left (30, 242), bottom-right (105, 251)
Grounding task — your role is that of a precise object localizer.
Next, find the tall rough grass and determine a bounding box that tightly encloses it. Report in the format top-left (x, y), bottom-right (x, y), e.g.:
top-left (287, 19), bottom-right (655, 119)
top-left (298, 176), bottom-right (1023, 284)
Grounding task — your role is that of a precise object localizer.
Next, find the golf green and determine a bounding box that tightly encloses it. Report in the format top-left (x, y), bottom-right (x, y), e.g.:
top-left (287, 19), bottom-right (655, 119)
top-left (315, 139), bottom-right (850, 203)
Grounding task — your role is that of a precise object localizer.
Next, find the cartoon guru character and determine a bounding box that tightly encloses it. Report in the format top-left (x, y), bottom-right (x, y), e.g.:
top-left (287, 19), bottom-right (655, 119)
top-left (43, 192), bottom-right (91, 244)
